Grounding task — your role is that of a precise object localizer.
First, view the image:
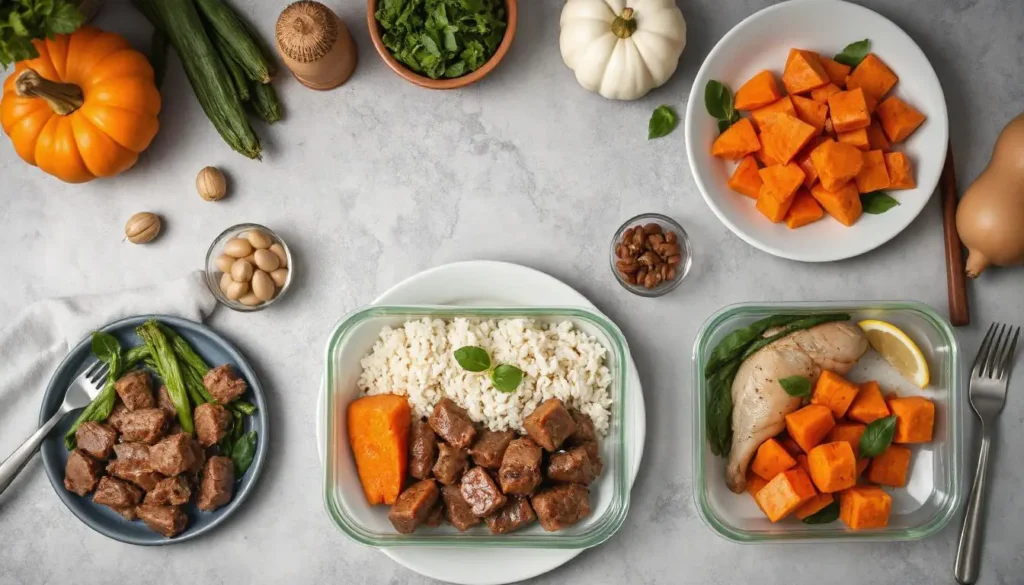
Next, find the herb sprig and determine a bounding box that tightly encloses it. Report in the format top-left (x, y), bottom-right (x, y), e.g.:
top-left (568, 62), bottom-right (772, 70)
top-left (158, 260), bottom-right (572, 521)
top-left (860, 191), bottom-right (900, 214)
top-left (648, 105), bottom-right (678, 139)
top-left (454, 345), bottom-right (524, 393)
top-left (834, 39), bottom-right (870, 67)
top-left (0, 0), bottom-right (85, 68)
top-left (705, 80), bottom-right (740, 133)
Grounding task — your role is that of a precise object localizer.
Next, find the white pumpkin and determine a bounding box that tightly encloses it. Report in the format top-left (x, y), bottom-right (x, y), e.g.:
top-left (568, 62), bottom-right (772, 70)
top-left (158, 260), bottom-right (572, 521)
top-left (559, 0), bottom-right (687, 100)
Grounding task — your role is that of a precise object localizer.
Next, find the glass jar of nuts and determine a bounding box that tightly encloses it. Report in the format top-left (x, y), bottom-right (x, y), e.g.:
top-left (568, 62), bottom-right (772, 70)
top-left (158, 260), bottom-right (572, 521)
top-left (610, 213), bottom-right (692, 297)
top-left (205, 223), bottom-right (293, 311)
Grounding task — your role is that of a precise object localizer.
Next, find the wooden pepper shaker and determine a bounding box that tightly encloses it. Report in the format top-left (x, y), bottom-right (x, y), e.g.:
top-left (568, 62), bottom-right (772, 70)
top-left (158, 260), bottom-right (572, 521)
top-left (275, 1), bottom-right (357, 90)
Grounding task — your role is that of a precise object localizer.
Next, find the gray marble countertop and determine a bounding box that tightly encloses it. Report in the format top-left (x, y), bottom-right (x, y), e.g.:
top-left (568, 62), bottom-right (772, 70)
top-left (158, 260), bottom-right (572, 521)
top-left (1, 0), bottom-right (1022, 583)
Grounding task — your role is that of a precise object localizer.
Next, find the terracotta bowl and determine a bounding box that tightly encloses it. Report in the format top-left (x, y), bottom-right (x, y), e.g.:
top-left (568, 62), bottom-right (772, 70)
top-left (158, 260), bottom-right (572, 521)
top-left (367, 0), bottom-right (517, 89)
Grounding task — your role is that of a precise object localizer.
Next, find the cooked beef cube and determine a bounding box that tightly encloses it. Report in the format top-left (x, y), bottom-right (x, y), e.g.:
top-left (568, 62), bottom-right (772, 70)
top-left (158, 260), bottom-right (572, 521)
top-left (197, 456), bottom-right (234, 511)
top-left (107, 442), bottom-right (165, 491)
top-left (459, 467), bottom-right (506, 517)
top-left (203, 364), bottom-right (248, 404)
top-left (428, 398), bottom-right (476, 449)
top-left (156, 385), bottom-right (178, 419)
top-left (432, 443), bottom-right (468, 486)
top-left (423, 501), bottom-right (444, 527)
top-left (194, 403), bottom-right (232, 448)
top-left (485, 496), bottom-right (536, 534)
top-left (442, 485), bottom-right (481, 531)
top-left (149, 433), bottom-right (197, 477)
top-left (566, 409), bottom-right (598, 446)
top-left (547, 446), bottom-right (597, 485)
top-left (498, 437), bottom-right (543, 495)
top-left (524, 398), bottom-right (576, 452)
top-left (64, 449), bottom-right (104, 496)
top-left (107, 402), bottom-right (131, 432)
top-left (408, 419), bottom-right (437, 480)
top-left (119, 408), bottom-right (167, 445)
top-left (145, 476), bottom-right (192, 506)
top-left (114, 370), bottom-right (155, 411)
top-left (75, 421), bottom-right (118, 460)
top-left (187, 439), bottom-right (207, 475)
top-left (469, 429), bottom-right (516, 469)
top-left (531, 484), bottom-right (591, 531)
top-left (579, 441), bottom-right (603, 476)
top-left (93, 476), bottom-right (143, 513)
top-left (137, 504), bottom-right (188, 538)
top-left (388, 479), bottom-right (440, 534)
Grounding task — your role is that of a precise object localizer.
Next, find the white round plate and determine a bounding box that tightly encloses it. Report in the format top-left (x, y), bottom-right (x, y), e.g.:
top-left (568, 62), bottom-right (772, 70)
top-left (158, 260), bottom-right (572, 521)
top-left (315, 260), bottom-right (645, 585)
top-left (684, 0), bottom-right (948, 262)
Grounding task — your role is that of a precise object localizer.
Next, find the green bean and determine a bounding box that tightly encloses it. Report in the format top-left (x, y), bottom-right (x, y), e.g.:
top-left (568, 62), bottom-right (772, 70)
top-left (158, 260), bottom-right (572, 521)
top-left (137, 321), bottom-right (193, 434)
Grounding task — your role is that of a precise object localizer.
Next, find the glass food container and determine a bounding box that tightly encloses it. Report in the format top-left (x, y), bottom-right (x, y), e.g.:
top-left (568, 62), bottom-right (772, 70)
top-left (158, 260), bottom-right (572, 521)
top-left (692, 301), bottom-right (963, 543)
top-left (322, 305), bottom-right (631, 548)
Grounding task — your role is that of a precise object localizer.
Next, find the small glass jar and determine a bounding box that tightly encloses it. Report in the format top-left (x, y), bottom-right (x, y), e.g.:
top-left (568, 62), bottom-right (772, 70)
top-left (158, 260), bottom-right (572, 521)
top-left (205, 223), bottom-right (293, 312)
top-left (609, 213), bottom-right (692, 297)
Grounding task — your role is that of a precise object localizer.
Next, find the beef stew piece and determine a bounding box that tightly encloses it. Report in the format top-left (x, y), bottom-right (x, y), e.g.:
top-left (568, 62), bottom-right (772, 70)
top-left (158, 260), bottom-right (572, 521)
top-left (485, 496), bottom-right (536, 534)
top-left (93, 476), bottom-right (143, 512)
top-left (408, 419), bottom-right (437, 480)
top-left (469, 429), bottom-right (516, 469)
top-left (156, 385), bottom-right (178, 419)
top-left (107, 443), bottom-right (165, 491)
top-left (145, 476), bottom-right (192, 506)
top-left (75, 421), bottom-right (118, 460)
top-left (64, 449), bottom-right (104, 496)
top-left (566, 409), bottom-right (598, 446)
top-left (194, 403), bottom-right (232, 448)
top-left (531, 484), bottom-right (591, 531)
top-left (119, 408), bottom-right (167, 445)
top-left (137, 504), bottom-right (188, 538)
top-left (107, 402), bottom-right (131, 432)
top-left (203, 364), bottom-right (248, 404)
top-left (498, 437), bottom-right (543, 495)
top-left (442, 485), bottom-right (481, 531)
top-left (547, 446), bottom-right (597, 485)
top-left (423, 501), bottom-right (444, 527)
top-left (579, 441), bottom-right (603, 476)
top-left (388, 479), bottom-right (440, 534)
top-left (149, 433), bottom-right (197, 477)
top-left (523, 398), bottom-right (576, 452)
top-left (432, 443), bottom-right (468, 486)
top-left (428, 398), bottom-right (476, 449)
top-left (459, 467), bottom-right (507, 517)
top-left (196, 456), bottom-right (234, 512)
top-left (114, 370), bottom-right (155, 411)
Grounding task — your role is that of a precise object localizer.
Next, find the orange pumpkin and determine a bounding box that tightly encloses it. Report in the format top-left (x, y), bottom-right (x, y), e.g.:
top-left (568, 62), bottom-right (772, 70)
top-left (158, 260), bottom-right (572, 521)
top-left (1, 26), bottom-right (161, 183)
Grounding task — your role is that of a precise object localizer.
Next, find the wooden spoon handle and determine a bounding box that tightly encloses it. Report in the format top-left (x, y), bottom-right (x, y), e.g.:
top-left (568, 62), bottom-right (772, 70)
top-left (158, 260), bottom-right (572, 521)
top-left (941, 141), bottom-right (970, 326)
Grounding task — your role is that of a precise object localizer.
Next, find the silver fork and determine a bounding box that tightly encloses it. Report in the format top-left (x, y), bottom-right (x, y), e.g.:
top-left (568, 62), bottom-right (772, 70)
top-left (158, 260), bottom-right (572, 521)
top-left (955, 323), bottom-right (1020, 585)
top-left (0, 360), bottom-right (110, 496)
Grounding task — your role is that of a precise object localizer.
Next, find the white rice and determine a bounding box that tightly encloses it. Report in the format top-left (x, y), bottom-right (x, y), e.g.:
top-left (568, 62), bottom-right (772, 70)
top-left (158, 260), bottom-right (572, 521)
top-left (357, 318), bottom-right (613, 435)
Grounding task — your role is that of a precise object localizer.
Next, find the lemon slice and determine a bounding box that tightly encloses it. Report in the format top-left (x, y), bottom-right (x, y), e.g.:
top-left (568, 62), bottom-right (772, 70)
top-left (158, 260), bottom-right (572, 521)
top-left (858, 320), bottom-right (930, 388)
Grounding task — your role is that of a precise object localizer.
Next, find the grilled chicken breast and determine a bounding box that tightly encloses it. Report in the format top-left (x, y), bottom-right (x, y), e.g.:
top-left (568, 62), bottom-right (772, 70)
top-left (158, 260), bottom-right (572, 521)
top-left (725, 322), bottom-right (868, 493)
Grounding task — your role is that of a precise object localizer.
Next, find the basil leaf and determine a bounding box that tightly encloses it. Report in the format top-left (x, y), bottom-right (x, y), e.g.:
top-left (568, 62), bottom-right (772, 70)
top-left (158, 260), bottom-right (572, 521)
top-left (454, 346), bottom-right (491, 372)
top-left (704, 80), bottom-right (729, 120)
top-left (779, 375), bottom-right (812, 397)
top-left (834, 39), bottom-right (870, 67)
top-left (648, 105), bottom-right (678, 140)
top-left (231, 431), bottom-right (258, 475)
top-left (859, 415), bottom-right (898, 458)
top-left (490, 364), bottom-right (523, 393)
top-left (91, 331), bottom-right (121, 364)
top-left (861, 191), bottom-right (900, 214)
top-left (801, 501), bottom-right (840, 524)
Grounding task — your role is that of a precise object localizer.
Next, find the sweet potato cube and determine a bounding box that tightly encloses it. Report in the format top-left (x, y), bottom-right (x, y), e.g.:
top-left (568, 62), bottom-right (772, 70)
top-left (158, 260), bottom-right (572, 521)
top-left (810, 182), bottom-right (862, 226)
top-left (857, 457), bottom-right (870, 476)
top-left (887, 396), bottom-right (935, 443)
top-left (735, 70), bottom-right (782, 111)
top-left (784, 190), bottom-right (825, 229)
top-left (712, 118), bottom-right (760, 160)
top-left (753, 145), bottom-right (780, 168)
top-left (785, 404), bottom-right (835, 453)
top-left (783, 49), bottom-right (830, 95)
top-left (752, 438), bottom-right (798, 481)
top-left (795, 492), bottom-right (835, 520)
top-left (811, 371), bottom-right (861, 418)
top-left (845, 54), bottom-right (898, 102)
top-left (884, 152), bottom-right (915, 189)
top-left (809, 83), bottom-right (842, 105)
top-left (760, 114), bottom-right (817, 165)
top-left (746, 471), bottom-right (770, 514)
top-left (867, 445), bottom-right (912, 487)
top-left (838, 128), bottom-right (870, 151)
top-left (866, 120), bottom-right (891, 152)
top-left (755, 468), bottom-right (818, 523)
top-left (796, 137), bottom-right (831, 188)
top-left (876, 96), bottom-right (925, 143)
top-left (818, 56), bottom-right (851, 87)
top-left (847, 381), bottom-right (890, 424)
top-left (808, 441), bottom-right (857, 493)
top-left (839, 486), bottom-right (892, 530)
top-left (826, 422), bottom-right (867, 458)
top-left (750, 97), bottom-right (797, 131)
top-left (791, 95), bottom-right (828, 135)
top-left (855, 150), bottom-right (891, 193)
top-left (756, 163), bottom-right (805, 222)
top-left (810, 141), bottom-right (864, 191)
top-left (728, 155), bottom-right (763, 199)
top-left (828, 88), bottom-right (872, 132)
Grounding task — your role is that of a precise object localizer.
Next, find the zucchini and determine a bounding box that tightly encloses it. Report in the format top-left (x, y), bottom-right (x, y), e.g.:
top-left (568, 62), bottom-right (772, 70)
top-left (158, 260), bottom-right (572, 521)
top-left (150, 28), bottom-right (169, 88)
top-left (248, 80), bottom-right (282, 124)
top-left (194, 0), bottom-right (275, 83)
top-left (144, 0), bottom-right (261, 159)
top-left (212, 33), bottom-right (250, 102)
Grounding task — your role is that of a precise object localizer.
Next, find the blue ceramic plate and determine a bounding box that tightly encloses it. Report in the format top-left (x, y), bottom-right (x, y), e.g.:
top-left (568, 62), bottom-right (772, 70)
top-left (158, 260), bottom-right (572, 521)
top-left (38, 315), bottom-right (269, 545)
